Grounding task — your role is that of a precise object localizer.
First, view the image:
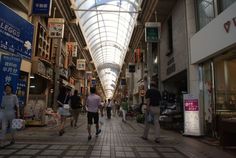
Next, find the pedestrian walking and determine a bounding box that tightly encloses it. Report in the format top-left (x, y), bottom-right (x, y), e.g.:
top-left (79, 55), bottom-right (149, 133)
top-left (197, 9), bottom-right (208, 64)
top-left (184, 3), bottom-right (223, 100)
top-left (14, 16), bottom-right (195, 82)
top-left (121, 98), bottom-right (128, 122)
top-left (106, 99), bottom-right (112, 119)
top-left (69, 90), bottom-right (82, 128)
top-left (86, 87), bottom-right (102, 140)
top-left (0, 84), bottom-right (20, 147)
top-left (57, 85), bottom-right (71, 136)
top-left (141, 81), bottom-right (162, 143)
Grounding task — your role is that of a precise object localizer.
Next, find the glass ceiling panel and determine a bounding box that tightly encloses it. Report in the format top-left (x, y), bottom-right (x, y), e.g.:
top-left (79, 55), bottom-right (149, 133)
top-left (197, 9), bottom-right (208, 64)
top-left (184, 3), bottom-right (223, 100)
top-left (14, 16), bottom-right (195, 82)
top-left (75, 0), bottom-right (141, 98)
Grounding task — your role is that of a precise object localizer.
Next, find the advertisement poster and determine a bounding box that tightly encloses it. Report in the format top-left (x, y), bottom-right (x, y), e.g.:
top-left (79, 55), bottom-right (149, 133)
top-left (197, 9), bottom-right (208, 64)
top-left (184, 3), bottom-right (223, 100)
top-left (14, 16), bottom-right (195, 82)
top-left (183, 94), bottom-right (202, 136)
top-left (16, 80), bottom-right (27, 107)
top-left (0, 2), bottom-right (34, 59)
top-left (76, 59), bottom-right (86, 70)
top-left (48, 18), bottom-right (65, 38)
top-left (0, 55), bottom-right (21, 104)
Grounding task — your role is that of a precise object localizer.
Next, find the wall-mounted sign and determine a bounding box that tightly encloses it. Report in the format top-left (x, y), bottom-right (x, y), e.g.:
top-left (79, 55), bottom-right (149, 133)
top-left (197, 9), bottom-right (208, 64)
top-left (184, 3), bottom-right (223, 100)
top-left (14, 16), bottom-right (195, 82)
top-left (86, 71), bottom-right (93, 81)
top-left (183, 94), bottom-right (202, 136)
top-left (31, 0), bottom-right (52, 16)
top-left (0, 2), bottom-right (34, 59)
top-left (48, 18), bottom-right (65, 38)
top-left (145, 22), bottom-right (161, 43)
top-left (91, 78), bottom-right (96, 86)
top-left (66, 42), bottom-right (78, 57)
top-left (0, 55), bottom-right (21, 104)
top-left (76, 59), bottom-right (86, 70)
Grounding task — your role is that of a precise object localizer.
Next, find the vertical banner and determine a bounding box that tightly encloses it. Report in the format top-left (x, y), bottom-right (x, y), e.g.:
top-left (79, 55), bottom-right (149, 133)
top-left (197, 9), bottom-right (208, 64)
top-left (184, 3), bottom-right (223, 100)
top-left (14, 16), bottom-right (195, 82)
top-left (0, 55), bottom-right (21, 103)
top-left (183, 94), bottom-right (202, 136)
top-left (66, 42), bottom-right (78, 57)
top-left (76, 59), bottom-right (86, 70)
top-left (91, 78), bottom-right (96, 87)
top-left (17, 79), bottom-right (27, 107)
top-left (86, 71), bottom-right (93, 81)
top-left (48, 18), bottom-right (65, 38)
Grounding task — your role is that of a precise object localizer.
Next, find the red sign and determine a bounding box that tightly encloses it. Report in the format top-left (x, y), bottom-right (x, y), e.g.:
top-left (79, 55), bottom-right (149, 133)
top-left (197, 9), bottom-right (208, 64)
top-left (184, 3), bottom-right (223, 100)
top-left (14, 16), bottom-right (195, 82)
top-left (184, 99), bottom-right (198, 111)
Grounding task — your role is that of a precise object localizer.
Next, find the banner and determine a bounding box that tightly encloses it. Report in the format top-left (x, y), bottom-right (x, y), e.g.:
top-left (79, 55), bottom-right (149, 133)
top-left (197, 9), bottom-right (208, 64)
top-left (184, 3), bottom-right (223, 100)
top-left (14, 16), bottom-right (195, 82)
top-left (86, 71), bottom-right (93, 81)
top-left (76, 59), bottom-right (86, 70)
top-left (48, 18), bottom-right (65, 38)
top-left (0, 2), bottom-right (34, 59)
top-left (0, 55), bottom-right (21, 104)
top-left (66, 42), bottom-right (78, 57)
top-left (16, 80), bottom-right (27, 107)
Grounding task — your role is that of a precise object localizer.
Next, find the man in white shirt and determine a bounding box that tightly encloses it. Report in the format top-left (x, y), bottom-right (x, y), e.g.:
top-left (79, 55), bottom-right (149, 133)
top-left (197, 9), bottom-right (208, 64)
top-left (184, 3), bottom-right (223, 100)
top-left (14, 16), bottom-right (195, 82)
top-left (86, 87), bottom-right (102, 140)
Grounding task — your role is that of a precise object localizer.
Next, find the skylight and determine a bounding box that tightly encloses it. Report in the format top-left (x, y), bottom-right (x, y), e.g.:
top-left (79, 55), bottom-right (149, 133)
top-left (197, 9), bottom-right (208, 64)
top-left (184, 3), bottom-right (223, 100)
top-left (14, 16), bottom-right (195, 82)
top-left (74, 0), bottom-right (140, 98)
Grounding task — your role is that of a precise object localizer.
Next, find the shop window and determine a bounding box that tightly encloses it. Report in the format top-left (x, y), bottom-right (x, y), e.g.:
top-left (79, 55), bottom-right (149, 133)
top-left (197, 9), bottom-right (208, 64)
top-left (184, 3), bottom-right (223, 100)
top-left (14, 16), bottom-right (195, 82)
top-left (218, 0), bottom-right (235, 13)
top-left (214, 53), bottom-right (236, 113)
top-left (196, 0), bottom-right (215, 30)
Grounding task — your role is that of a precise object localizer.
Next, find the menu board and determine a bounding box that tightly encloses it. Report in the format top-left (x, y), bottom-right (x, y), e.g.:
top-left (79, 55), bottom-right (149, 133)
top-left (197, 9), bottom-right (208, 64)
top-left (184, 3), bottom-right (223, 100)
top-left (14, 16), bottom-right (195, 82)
top-left (183, 94), bottom-right (202, 136)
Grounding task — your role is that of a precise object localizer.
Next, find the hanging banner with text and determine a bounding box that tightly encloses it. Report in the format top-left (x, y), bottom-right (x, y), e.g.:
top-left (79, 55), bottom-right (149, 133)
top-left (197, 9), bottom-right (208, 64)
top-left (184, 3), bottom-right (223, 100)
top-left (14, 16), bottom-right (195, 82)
top-left (0, 55), bottom-right (21, 104)
top-left (183, 94), bottom-right (202, 136)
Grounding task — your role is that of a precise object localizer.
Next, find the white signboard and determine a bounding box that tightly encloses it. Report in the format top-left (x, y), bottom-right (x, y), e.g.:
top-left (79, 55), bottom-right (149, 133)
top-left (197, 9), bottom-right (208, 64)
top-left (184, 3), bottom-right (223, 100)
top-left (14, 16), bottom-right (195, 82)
top-left (183, 94), bottom-right (202, 136)
top-left (48, 18), bottom-right (65, 38)
top-left (76, 59), bottom-right (86, 70)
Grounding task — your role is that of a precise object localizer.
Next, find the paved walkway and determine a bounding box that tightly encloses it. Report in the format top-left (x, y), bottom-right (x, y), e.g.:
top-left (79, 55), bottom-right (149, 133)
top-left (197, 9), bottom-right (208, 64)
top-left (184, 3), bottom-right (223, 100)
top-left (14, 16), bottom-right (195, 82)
top-left (0, 114), bottom-right (235, 158)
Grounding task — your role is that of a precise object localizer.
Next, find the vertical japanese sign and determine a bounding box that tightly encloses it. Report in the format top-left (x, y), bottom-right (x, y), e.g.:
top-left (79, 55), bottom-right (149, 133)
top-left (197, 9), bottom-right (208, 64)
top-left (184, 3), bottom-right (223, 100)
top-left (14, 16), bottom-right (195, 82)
top-left (17, 80), bottom-right (27, 107)
top-left (0, 55), bottom-right (21, 104)
top-left (183, 94), bottom-right (202, 136)
top-left (66, 42), bottom-right (78, 57)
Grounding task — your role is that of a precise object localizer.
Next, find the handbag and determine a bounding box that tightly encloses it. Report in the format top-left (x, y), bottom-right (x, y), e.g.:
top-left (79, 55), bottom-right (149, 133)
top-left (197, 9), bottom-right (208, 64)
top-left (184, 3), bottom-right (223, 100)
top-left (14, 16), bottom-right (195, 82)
top-left (12, 119), bottom-right (25, 130)
top-left (147, 112), bottom-right (154, 124)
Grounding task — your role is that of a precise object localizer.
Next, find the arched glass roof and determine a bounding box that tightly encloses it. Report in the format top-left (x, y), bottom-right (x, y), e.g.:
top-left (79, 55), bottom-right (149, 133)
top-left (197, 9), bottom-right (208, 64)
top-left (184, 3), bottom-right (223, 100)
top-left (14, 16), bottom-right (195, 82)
top-left (74, 0), bottom-right (140, 98)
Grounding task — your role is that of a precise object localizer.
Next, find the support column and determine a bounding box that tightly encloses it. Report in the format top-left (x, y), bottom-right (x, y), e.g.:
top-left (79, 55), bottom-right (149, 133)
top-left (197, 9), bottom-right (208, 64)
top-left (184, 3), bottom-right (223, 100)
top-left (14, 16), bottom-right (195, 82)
top-left (147, 42), bottom-right (153, 87)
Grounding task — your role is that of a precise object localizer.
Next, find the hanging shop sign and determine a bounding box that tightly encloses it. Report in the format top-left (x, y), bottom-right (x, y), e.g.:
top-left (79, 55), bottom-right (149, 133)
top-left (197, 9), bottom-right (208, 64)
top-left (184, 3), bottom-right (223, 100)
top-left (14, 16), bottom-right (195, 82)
top-left (0, 2), bottom-right (34, 59)
top-left (76, 59), bottom-right (86, 70)
top-left (0, 55), bottom-right (21, 104)
top-left (120, 78), bottom-right (126, 85)
top-left (48, 18), bottom-right (65, 38)
top-left (183, 94), bottom-right (202, 136)
top-left (128, 63), bottom-right (135, 73)
top-left (145, 22), bottom-right (161, 43)
top-left (66, 42), bottom-right (78, 57)
top-left (31, 0), bottom-right (52, 16)
top-left (91, 78), bottom-right (96, 86)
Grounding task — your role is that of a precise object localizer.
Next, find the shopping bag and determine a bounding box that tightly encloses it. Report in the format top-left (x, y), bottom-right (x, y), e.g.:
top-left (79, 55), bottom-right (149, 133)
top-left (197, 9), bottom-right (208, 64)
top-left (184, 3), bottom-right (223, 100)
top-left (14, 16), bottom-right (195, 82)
top-left (12, 119), bottom-right (25, 130)
top-left (63, 104), bottom-right (70, 109)
top-left (99, 116), bottom-right (104, 125)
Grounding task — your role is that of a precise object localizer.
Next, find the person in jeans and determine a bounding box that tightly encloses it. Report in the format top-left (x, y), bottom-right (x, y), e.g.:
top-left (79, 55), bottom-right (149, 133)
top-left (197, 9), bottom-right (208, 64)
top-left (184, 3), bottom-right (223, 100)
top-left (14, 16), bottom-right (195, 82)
top-left (0, 84), bottom-right (20, 147)
top-left (69, 90), bottom-right (82, 128)
top-left (86, 87), bottom-right (102, 140)
top-left (106, 99), bottom-right (112, 119)
top-left (141, 81), bottom-right (162, 143)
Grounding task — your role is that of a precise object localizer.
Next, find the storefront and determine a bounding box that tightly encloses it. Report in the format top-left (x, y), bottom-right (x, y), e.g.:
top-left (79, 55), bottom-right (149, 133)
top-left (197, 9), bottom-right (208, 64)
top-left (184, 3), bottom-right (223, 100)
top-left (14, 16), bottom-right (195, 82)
top-left (191, 2), bottom-right (236, 137)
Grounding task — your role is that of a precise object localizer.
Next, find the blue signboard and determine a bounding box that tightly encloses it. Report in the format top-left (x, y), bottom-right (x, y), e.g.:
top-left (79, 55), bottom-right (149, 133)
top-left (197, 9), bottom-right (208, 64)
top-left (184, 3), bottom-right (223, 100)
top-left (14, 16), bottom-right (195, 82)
top-left (0, 55), bottom-right (21, 104)
top-left (0, 2), bottom-right (34, 59)
top-left (32, 0), bottom-right (52, 16)
top-left (17, 80), bottom-right (27, 107)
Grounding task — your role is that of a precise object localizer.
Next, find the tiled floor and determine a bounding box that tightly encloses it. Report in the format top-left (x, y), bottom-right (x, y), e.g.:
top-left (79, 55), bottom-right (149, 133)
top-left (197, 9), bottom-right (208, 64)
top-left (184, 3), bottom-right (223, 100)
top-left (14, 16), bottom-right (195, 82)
top-left (0, 114), bottom-right (235, 158)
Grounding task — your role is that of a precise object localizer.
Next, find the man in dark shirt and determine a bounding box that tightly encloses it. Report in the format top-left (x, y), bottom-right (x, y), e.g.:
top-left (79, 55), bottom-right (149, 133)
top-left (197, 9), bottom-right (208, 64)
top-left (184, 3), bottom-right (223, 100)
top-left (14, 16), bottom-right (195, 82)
top-left (141, 81), bottom-right (161, 143)
top-left (69, 90), bottom-right (82, 128)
